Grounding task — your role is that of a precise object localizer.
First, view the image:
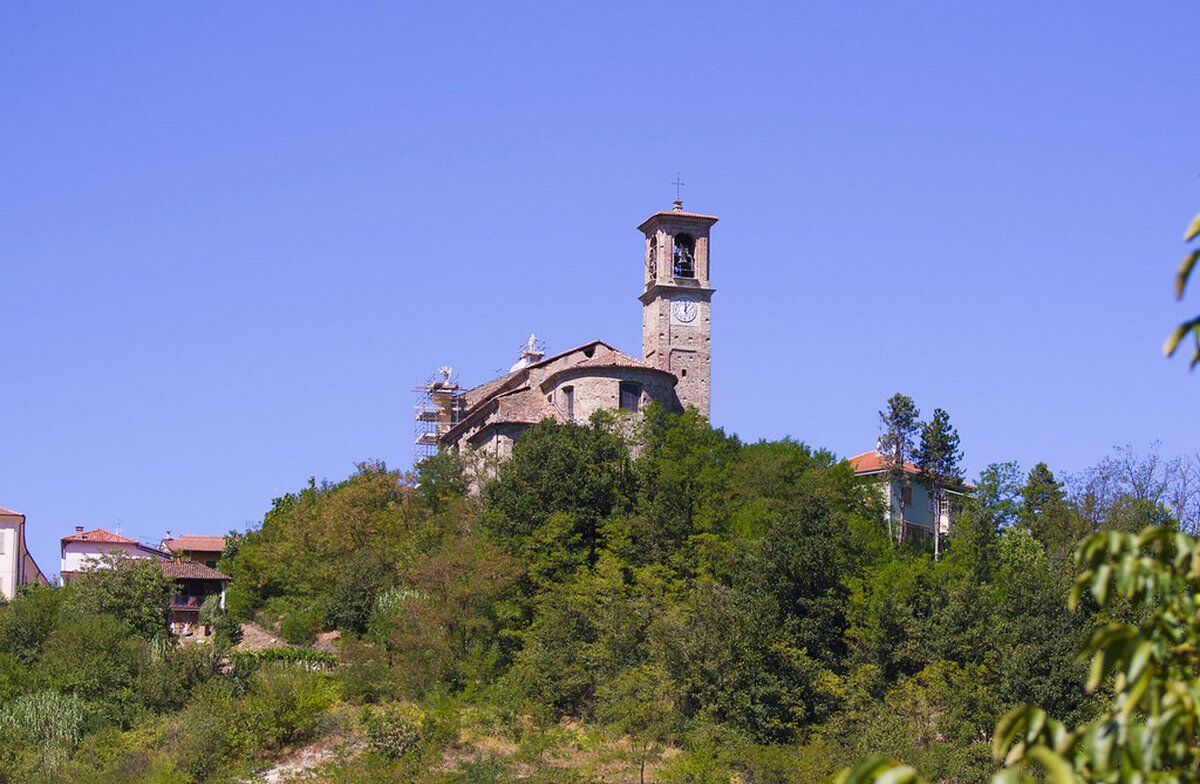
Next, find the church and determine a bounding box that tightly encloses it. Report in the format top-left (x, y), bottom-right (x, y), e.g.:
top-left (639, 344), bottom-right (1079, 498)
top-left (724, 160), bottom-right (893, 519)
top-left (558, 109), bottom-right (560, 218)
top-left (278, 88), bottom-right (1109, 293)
top-left (415, 199), bottom-right (717, 462)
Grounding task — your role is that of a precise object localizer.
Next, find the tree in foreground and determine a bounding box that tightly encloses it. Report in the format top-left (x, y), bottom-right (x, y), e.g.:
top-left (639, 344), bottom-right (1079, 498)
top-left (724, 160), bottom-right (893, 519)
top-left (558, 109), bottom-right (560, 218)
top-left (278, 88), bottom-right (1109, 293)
top-left (1165, 210), bottom-right (1200, 367)
top-left (840, 524), bottom-right (1200, 783)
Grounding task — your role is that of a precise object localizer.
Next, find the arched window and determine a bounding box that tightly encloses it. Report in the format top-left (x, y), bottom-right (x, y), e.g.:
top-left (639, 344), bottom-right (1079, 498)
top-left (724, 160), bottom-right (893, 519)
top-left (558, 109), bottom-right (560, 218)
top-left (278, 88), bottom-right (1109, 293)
top-left (648, 235), bottom-right (658, 279)
top-left (673, 234), bottom-right (695, 278)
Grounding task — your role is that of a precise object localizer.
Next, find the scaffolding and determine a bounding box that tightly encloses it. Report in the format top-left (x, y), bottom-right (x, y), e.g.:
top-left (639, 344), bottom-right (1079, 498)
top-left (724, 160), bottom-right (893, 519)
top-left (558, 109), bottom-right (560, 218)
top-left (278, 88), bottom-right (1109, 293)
top-left (413, 366), bottom-right (466, 463)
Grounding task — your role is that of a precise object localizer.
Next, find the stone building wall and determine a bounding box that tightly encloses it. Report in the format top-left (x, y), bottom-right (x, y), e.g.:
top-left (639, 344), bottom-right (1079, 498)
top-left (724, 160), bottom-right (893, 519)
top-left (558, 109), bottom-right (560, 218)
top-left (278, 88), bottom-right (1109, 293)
top-left (543, 367), bottom-right (678, 422)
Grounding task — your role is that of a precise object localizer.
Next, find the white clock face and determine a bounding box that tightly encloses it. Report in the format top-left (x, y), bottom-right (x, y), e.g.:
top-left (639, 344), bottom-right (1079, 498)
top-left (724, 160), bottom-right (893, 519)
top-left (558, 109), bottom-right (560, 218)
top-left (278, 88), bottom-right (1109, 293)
top-left (671, 298), bottom-right (699, 324)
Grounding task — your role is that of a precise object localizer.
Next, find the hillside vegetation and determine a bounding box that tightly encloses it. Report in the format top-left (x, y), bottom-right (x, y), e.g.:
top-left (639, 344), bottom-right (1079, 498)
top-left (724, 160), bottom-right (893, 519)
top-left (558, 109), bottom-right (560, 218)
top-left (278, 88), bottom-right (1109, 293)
top-left (0, 405), bottom-right (1190, 783)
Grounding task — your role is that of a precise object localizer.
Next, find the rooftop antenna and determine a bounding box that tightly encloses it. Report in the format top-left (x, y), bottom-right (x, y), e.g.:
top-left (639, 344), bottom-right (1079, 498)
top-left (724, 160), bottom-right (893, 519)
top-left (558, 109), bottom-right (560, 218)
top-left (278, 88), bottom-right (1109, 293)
top-left (671, 173), bottom-right (685, 210)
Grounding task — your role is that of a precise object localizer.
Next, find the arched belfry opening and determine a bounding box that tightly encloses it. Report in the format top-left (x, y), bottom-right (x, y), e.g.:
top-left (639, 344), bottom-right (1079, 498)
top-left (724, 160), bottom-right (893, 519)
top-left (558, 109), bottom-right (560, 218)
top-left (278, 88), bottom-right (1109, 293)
top-left (673, 233), bottom-right (695, 278)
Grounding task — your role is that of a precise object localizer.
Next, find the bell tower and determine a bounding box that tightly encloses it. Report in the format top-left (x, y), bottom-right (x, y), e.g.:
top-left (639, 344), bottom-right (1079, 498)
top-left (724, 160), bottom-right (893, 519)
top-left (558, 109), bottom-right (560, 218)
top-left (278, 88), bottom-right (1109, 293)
top-left (638, 199), bottom-right (718, 418)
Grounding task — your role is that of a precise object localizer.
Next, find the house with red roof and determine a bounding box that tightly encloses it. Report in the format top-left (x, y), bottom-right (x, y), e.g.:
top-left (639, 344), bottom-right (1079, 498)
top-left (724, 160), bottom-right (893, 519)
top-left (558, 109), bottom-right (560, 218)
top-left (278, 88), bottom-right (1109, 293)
top-left (59, 526), bottom-right (168, 583)
top-left (161, 534), bottom-right (227, 569)
top-left (849, 450), bottom-right (973, 542)
top-left (0, 505), bottom-right (48, 599)
top-left (60, 525), bottom-right (228, 637)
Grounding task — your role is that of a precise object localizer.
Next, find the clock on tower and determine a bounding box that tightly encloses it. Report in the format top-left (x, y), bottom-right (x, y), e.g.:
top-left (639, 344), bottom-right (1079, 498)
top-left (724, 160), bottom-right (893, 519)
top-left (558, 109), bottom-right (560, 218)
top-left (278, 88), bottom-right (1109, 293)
top-left (638, 199), bottom-right (718, 418)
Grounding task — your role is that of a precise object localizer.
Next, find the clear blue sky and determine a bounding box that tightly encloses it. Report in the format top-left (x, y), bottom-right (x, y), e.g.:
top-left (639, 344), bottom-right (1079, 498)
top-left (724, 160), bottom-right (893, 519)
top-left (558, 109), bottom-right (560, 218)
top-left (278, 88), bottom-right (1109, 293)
top-left (2, 3), bottom-right (1197, 574)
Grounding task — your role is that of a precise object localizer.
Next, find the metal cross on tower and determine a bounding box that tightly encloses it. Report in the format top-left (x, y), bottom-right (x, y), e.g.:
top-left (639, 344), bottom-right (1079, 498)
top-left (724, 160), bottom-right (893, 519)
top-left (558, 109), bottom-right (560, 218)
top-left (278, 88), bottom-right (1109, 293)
top-left (671, 173), bottom-right (685, 201)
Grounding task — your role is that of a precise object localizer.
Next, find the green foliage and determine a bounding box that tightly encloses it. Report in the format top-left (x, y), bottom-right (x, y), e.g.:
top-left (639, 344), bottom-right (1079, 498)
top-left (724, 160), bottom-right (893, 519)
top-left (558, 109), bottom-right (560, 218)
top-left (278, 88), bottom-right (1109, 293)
top-left (484, 418), bottom-right (634, 559)
top-left (0, 690), bottom-right (88, 772)
top-left (0, 412), bottom-right (1184, 783)
top-left (365, 705), bottom-right (422, 758)
top-left (0, 583), bottom-right (64, 665)
top-left (877, 392), bottom-right (921, 536)
top-left (222, 461), bottom-right (415, 624)
top-left (37, 611), bottom-right (145, 723)
top-left (64, 555), bottom-right (175, 640)
top-left (595, 664), bottom-right (676, 782)
top-left (197, 594), bottom-right (241, 647)
top-left (279, 601), bottom-right (324, 644)
top-left (338, 638), bottom-right (396, 703)
top-left (240, 666), bottom-right (335, 751)
top-left (846, 525), bottom-right (1200, 783)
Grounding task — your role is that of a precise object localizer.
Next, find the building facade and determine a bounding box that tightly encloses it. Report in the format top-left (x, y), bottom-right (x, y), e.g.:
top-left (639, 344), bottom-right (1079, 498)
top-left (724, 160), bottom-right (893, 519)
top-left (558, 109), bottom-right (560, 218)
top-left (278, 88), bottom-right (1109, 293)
top-left (60, 527), bottom-right (168, 582)
top-left (0, 506), bottom-right (48, 599)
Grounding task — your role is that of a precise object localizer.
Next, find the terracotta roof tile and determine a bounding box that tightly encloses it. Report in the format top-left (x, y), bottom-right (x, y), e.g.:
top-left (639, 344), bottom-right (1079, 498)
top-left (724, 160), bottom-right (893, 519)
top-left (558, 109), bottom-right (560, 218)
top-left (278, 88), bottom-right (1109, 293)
top-left (492, 389), bottom-right (565, 426)
top-left (61, 528), bottom-right (139, 545)
top-left (164, 535), bottom-right (227, 553)
top-left (848, 450), bottom-right (975, 491)
top-left (848, 450), bottom-right (921, 476)
top-left (160, 560), bottom-right (228, 580)
top-left (0, 505), bottom-right (22, 516)
top-left (569, 348), bottom-right (655, 371)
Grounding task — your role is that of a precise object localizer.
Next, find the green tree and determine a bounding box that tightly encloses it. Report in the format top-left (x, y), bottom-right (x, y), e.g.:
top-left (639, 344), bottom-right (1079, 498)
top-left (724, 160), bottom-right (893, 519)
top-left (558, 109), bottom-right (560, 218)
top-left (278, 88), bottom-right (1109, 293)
top-left (916, 407), bottom-right (962, 561)
top-left (596, 664), bottom-right (678, 784)
top-left (841, 525), bottom-right (1200, 784)
top-left (878, 393), bottom-right (921, 542)
top-left (653, 579), bottom-right (836, 742)
top-left (0, 584), bottom-right (64, 665)
top-left (1020, 462), bottom-right (1085, 560)
top-left (484, 417), bottom-right (633, 562)
top-left (36, 611), bottom-right (145, 724)
top-left (222, 461), bottom-right (417, 624)
top-left (63, 555), bottom-right (174, 641)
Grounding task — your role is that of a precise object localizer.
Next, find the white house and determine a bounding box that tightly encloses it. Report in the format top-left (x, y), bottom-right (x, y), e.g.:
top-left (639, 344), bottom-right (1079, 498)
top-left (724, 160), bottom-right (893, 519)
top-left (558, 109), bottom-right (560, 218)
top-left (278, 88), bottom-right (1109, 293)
top-left (0, 506), bottom-right (48, 599)
top-left (849, 450), bottom-right (972, 542)
top-left (59, 527), bottom-right (168, 583)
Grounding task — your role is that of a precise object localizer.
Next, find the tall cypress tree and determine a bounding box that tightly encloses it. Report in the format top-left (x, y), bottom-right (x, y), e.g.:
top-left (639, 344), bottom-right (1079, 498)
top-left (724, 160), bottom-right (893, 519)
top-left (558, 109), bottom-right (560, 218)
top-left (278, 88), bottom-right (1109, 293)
top-left (878, 393), bottom-right (921, 542)
top-left (916, 407), bottom-right (962, 560)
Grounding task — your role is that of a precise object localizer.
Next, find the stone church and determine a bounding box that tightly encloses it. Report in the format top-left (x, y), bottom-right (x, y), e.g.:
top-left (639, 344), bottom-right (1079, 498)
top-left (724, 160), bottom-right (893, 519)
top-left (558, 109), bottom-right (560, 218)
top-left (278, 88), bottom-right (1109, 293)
top-left (416, 199), bottom-right (717, 463)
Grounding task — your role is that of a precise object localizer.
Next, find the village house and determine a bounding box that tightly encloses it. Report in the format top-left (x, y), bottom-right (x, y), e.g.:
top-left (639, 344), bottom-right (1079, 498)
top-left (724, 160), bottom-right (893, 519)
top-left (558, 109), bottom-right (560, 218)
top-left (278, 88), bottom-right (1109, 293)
top-left (60, 527), bottom-right (228, 637)
top-left (162, 534), bottom-right (227, 569)
top-left (0, 506), bottom-right (48, 600)
top-left (849, 450), bottom-right (972, 541)
top-left (59, 526), bottom-right (168, 582)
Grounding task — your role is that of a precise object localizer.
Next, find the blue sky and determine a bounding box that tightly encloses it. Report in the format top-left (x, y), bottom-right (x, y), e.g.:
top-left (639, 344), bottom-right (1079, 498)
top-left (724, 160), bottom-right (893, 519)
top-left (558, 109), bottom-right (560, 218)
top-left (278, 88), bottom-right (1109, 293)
top-left (2, 3), bottom-right (1197, 573)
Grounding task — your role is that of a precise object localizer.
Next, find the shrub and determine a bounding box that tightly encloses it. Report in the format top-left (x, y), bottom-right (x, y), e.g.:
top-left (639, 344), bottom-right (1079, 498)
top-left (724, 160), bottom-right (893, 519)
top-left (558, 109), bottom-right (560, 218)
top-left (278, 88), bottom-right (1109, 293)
top-left (241, 666), bottom-right (334, 752)
top-left (159, 683), bottom-right (242, 781)
top-left (198, 595), bottom-right (242, 647)
top-left (279, 603), bottom-right (324, 645)
top-left (365, 707), bottom-right (422, 759)
top-left (337, 639), bottom-right (395, 703)
top-left (229, 647), bottom-right (336, 686)
top-left (136, 641), bottom-right (222, 714)
top-left (452, 753), bottom-right (514, 784)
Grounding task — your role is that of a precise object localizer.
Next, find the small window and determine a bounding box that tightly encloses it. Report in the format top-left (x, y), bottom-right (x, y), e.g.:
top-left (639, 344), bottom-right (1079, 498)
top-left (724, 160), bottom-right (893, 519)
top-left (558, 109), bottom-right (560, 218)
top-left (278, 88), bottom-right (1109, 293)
top-left (619, 382), bottom-right (641, 412)
top-left (673, 234), bottom-right (695, 278)
top-left (562, 386), bottom-right (575, 420)
top-left (901, 486), bottom-right (913, 505)
top-left (681, 368), bottom-right (687, 377)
